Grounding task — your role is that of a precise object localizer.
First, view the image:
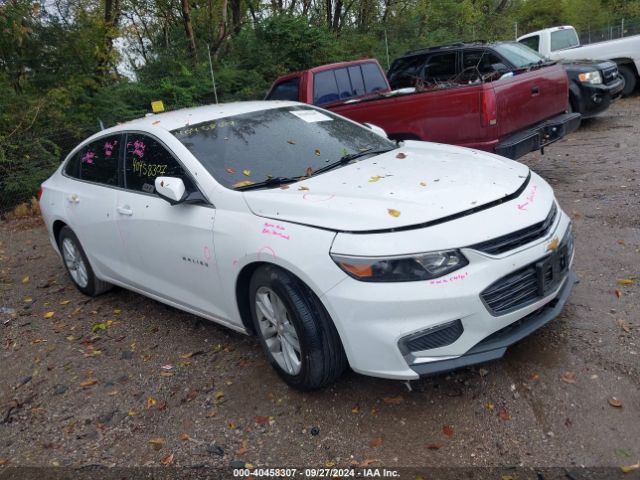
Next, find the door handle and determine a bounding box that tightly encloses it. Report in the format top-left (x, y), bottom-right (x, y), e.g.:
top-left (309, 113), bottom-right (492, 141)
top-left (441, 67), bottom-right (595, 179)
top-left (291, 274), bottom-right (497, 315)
top-left (531, 86), bottom-right (540, 96)
top-left (116, 206), bottom-right (133, 216)
top-left (67, 194), bottom-right (80, 204)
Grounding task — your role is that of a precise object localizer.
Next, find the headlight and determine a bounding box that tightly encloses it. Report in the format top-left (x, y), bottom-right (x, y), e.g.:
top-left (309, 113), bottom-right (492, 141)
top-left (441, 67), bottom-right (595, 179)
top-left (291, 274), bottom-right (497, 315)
top-left (578, 71), bottom-right (602, 84)
top-left (331, 249), bottom-right (468, 282)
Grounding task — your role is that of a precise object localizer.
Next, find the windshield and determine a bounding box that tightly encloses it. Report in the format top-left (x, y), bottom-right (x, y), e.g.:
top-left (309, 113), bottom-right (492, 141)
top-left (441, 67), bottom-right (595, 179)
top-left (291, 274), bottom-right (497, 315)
top-left (493, 42), bottom-right (546, 68)
top-left (172, 106), bottom-right (395, 190)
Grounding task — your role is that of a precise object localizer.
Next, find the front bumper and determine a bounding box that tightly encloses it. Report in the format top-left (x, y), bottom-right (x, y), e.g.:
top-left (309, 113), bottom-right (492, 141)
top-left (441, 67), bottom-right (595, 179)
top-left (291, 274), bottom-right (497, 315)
top-left (322, 209), bottom-right (575, 380)
top-left (573, 77), bottom-right (625, 119)
top-left (495, 112), bottom-right (582, 160)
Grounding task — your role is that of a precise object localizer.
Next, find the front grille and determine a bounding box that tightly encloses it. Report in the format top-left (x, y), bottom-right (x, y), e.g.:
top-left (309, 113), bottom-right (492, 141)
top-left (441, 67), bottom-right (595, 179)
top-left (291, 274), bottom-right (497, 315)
top-left (400, 320), bottom-right (463, 353)
top-left (470, 203), bottom-right (557, 255)
top-left (603, 65), bottom-right (619, 84)
top-left (481, 228), bottom-right (573, 316)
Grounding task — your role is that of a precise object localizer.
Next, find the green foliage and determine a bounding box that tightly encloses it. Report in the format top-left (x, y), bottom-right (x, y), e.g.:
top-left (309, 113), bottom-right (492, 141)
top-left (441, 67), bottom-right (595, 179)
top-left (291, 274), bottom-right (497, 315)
top-left (0, 0), bottom-right (638, 211)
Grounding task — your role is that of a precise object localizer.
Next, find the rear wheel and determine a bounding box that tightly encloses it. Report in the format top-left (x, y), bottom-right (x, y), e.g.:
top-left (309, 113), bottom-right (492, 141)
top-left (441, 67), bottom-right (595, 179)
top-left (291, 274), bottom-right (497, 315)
top-left (249, 265), bottom-right (347, 390)
top-left (618, 65), bottom-right (637, 97)
top-left (58, 226), bottom-right (112, 297)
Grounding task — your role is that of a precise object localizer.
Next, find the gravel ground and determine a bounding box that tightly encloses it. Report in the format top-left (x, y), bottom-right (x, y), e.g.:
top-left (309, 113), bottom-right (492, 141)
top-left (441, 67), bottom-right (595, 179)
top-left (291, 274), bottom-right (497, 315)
top-left (1, 96), bottom-right (639, 475)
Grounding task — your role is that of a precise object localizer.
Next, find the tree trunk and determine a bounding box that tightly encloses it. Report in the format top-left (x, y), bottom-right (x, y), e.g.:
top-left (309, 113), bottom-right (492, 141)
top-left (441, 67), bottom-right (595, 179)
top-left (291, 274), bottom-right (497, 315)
top-left (230, 0), bottom-right (243, 34)
top-left (180, 0), bottom-right (197, 59)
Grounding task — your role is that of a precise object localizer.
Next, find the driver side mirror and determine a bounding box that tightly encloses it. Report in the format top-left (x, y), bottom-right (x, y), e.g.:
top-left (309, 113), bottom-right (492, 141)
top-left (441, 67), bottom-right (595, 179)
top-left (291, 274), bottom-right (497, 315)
top-left (155, 176), bottom-right (187, 205)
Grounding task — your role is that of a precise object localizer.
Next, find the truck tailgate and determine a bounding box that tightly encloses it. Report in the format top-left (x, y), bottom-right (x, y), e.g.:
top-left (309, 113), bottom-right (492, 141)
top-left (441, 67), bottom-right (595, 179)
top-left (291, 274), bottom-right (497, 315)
top-left (493, 63), bottom-right (568, 138)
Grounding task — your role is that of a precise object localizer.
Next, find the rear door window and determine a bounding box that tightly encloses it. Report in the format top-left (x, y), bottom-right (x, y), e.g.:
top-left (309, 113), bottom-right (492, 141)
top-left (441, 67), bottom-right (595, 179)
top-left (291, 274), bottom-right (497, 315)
top-left (420, 52), bottom-right (457, 82)
top-left (519, 35), bottom-right (540, 52)
top-left (313, 70), bottom-right (340, 105)
top-left (462, 50), bottom-right (505, 75)
top-left (361, 62), bottom-right (387, 93)
top-left (77, 135), bottom-right (121, 186)
top-left (266, 78), bottom-right (300, 101)
top-left (348, 65), bottom-right (365, 96)
top-left (123, 133), bottom-right (194, 195)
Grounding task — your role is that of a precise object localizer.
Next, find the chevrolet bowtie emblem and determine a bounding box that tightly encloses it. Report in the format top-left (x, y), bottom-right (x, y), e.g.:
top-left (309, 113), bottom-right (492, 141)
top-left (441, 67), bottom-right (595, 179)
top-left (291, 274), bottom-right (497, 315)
top-left (546, 237), bottom-right (560, 252)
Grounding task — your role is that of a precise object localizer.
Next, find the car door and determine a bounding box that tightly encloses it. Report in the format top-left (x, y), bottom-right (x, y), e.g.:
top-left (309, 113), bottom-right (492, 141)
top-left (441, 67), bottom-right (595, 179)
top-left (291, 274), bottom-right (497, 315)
top-left (62, 134), bottom-right (127, 281)
top-left (115, 132), bottom-right (226, 319)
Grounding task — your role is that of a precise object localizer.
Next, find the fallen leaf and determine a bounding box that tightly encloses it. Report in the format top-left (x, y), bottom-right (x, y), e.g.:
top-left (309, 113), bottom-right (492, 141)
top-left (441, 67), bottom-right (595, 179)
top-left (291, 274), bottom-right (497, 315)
top-left (44, 311), bottom-right (55, 319)
top-left (369, 437), bottom-right (383, 448)
top-left (148, 437), bottom-right (165, 450)
top-left (325, 461), bottom-right (336, 467)
top-left (242, 169), bottom-right (251, 176)
top-left (0, 459), bottom-right (8, 466)
top-left (621, 463), bottom-right (640, 474)
top-left (147, 397), bottom-right (157, 409)
top-left (59, 300), bottom-right (70, 305)
top-left (179, 433), bottom-right (190, 441)
top-left (225, 167), bottom-right (236, 174)
top-left (498, 407), bottom-right (511, 421)
top-left (305, 167), bottom-right (314, 177)
top-left (351, 405), bottom-right (360, 413)
top-left (227, 422), bottom-right (237, 430)
top-left (128, 410), bottom-right (138, 416)
top-left (214, 391), bottom-right (225, 402)
top-left (179, 351), bottom-right (204, 359)
top-left (442, 425), bottom-right (454, 437)
top-left (369, 175), bottom-right (383, 183)
top-left (360, 459), bottom-right (377, 466)
top-left (160, 453), bottom-right (174, 466)
top-left (617, 278), bottom-right (635, 286)
top-left (396, 152), bottom-right (407, 159)
top-left (24, 297), bottom-right (33, 303)
top-left (160, 371), bottom-right (174, 377)
top-left (561, 371), bottom-right (577, 384)
top-left (502, 476), bottom-right (514, 480)
top-left (255, 415), bottom-right (270, 425)
top-left (617, 319), bottom-right (632, 333)
top-left (279, 185), bottom-right (290, 190)
top-left (426, 443), bottom-right (442, 450)
top-left (233, 180), bottom-right (254, 188)
top-left (314, 149), bottom-right (321, 156)
top-left (382, 396), bottom-right (403, 405)
top-left (298, 186), bottom-right (309, 191)
top-left (617, 240), bottom-right (626, 246)
top-left (80, 377), bottom-right (97, 388)
top-left (107, 389), bottom-right (119, 396)
top-left (152, 120), bottom-right (160, 125)
top-left (387, 208), bottom-right (401, 218)
top-left (287, 140), bottom-right (296, 144)
top-left (530, 373), bottom-right (540, 381)
top-left (22, 276), bottom-right (30, 284)
top-left (420, 181), bottom-right (427, 187)
top-left (485, 402), bottom-right (495, 411)
top-left (91, 322), bottom-right (109, 332)
top-left (113, 309), bottom-right (121, 315)
top-left (615, 289), bottom-right (622, 298)
top-left (237, 440), bottom-right (249, 455)
top-left (608, 397), bottom-right (623, 408)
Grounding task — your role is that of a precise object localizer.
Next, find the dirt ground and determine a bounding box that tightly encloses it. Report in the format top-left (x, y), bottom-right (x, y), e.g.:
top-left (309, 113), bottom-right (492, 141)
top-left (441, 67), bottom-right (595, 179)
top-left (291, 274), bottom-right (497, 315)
top-left (1, 96), bottom-right (639, 475)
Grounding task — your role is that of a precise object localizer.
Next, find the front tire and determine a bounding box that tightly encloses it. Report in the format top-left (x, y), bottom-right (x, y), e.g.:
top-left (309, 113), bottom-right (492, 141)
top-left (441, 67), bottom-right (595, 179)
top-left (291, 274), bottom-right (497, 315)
top-left (618, 65), bottom-right (637, 97)
top-left (249, 265), bottom-right (346, 390)
top-left (58, 226), bottom-right (112, 297)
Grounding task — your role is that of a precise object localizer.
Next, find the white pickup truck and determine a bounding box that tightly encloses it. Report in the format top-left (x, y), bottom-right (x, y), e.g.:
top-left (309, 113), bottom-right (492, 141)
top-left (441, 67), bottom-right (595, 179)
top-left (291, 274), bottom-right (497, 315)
top-left (518, 25), bottom-right (640, 96)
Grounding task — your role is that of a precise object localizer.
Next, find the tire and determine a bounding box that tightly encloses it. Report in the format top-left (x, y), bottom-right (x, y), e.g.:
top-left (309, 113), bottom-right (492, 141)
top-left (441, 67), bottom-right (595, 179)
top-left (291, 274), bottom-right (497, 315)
top-left (618, 65), bottom-right (637, 97)
top-left (58, 226), bottom-right (112, 297)
top-left (249, 265), bottom-right (347, 390)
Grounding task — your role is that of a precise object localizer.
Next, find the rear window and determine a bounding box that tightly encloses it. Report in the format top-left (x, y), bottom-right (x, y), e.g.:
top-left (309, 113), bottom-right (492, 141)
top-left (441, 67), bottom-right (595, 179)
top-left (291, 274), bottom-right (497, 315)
top-left (267, 78), bottom-right (300, 101)
top-left (313, 63), bottom-right (387, 105)
top-left (74, 135), bottom-right (121, 186)
top-left (420, 52), bottom-right (457, 81)
top-left (550, 29), bottom-right (579, 51)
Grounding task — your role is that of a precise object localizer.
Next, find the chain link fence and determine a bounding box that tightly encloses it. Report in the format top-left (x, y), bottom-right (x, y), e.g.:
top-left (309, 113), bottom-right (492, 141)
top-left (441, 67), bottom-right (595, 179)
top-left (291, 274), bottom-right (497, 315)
top-left (578, 18), bottom-right (640, 45)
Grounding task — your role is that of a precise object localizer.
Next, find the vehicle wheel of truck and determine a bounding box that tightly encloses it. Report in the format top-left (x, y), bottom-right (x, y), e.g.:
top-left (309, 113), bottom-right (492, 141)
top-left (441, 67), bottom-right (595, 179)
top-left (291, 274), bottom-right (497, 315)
top-left (618, 65), bottom-right (636, 97)
top-left (249, 265), bottom-right (347, 390)
top-left (58, 226), bottom-right (112, 297)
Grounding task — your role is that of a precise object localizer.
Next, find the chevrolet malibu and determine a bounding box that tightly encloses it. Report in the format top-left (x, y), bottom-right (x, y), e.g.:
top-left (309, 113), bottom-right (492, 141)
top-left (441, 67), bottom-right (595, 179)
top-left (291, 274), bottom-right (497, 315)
top-left (39, 101), bottom-right (576, 390)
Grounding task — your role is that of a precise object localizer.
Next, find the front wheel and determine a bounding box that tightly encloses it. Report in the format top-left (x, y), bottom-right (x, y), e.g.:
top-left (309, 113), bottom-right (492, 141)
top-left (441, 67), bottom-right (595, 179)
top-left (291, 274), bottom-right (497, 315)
top-left (249, 265), bottom-right (347, 390)
top-left (58, 226), bottom-right (112, 297)
top-left (618, 65), bottom-right (637, 97)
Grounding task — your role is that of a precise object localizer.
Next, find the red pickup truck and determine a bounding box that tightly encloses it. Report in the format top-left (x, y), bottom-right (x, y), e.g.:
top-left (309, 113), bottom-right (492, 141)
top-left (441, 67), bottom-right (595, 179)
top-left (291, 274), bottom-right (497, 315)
top-left (266, 48), bottom-right (581, 159)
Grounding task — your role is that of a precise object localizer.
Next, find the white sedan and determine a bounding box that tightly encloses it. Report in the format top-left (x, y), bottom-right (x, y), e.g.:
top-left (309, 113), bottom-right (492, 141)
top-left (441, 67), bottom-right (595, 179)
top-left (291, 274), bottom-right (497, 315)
top-left (39, 101), bottom-right (576, 390)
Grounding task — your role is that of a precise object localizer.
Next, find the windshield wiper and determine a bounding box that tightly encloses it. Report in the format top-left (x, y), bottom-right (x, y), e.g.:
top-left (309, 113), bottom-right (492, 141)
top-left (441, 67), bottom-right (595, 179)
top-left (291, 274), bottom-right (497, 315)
top-left (311, 147), bottom-right (396, 176)
top-left (234, 176), bottom-right (301, 191)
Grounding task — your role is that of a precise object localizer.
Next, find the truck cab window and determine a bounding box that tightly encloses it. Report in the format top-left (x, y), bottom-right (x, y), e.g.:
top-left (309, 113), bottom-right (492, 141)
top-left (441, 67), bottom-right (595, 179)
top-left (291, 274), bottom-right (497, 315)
top-left (313, 70), bottom-right (340, 105)
top-left (267, 78), bottom-right (300, 101)
top-left (519, 35), bottom-right (540, 52)
top-left (550, 29), bottom-right (579, 51)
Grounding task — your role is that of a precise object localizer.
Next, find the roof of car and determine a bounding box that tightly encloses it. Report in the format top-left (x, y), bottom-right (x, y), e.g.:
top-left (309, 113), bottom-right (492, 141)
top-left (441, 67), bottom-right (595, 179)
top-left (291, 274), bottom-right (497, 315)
top-left (113, 100), bottom-right (300, 133)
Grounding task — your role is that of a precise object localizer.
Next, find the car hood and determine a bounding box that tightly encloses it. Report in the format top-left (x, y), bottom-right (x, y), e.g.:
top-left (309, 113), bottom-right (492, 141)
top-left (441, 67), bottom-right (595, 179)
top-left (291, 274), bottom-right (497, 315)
top-left (242, 141), bottom-right (530, 232)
